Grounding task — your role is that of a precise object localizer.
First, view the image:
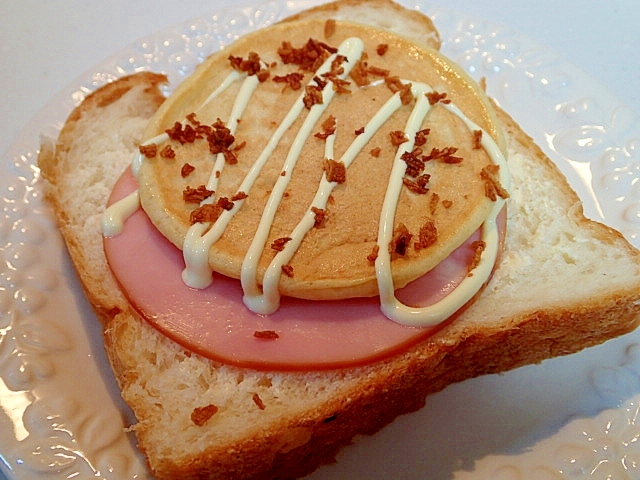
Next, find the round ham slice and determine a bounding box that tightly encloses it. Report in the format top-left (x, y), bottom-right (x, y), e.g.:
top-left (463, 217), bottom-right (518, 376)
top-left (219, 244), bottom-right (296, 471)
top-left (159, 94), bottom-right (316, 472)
top-left (104, 168), bottom-right (498, 370)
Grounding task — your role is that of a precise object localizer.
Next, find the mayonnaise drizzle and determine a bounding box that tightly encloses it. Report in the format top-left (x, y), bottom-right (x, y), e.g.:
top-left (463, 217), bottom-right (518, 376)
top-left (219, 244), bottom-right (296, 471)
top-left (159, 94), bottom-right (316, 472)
top-left (103, 35), bottom-right (510, 328)
top-left (179, 72), bottom-right (264, 287)
top-left (102, 70), bottom-right (246, 238)
top-left (244, 91), bottom-right (405, 313)
top-left (102, 190), bottom-right (140, 237)
top-left (240, 38), bottom-right (368, 310)
top-left (375, 90), bottom-right (509, 327)
top-left (183, 37), bottom-right (365, 290)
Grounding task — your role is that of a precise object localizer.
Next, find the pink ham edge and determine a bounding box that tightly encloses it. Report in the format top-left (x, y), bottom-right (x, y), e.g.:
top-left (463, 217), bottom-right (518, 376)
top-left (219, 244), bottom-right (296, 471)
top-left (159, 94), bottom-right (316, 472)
top-left (103, 167), bottom-right (499, 370)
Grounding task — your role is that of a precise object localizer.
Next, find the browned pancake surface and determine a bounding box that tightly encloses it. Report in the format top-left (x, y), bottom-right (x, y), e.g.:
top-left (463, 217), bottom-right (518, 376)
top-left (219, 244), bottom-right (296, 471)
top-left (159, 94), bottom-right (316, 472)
top-left (137, 19), bottom-right (504, 300)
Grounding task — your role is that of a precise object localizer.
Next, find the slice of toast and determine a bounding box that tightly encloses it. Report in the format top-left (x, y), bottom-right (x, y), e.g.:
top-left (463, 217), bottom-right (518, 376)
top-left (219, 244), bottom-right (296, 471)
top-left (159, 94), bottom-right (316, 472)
top-left (38, 1), bottom-right (640, 479)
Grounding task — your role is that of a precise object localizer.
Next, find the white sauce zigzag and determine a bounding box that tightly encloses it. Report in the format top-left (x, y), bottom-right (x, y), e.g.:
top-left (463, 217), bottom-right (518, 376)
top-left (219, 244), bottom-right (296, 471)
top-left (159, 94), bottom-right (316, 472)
top-left (102, 36), bottom-right (509, 327)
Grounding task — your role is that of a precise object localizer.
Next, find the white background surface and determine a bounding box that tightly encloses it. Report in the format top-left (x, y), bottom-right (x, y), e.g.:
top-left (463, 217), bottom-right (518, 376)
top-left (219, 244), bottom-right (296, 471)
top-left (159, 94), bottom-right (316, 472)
top-left (1, 1), bottom-right (639, 479)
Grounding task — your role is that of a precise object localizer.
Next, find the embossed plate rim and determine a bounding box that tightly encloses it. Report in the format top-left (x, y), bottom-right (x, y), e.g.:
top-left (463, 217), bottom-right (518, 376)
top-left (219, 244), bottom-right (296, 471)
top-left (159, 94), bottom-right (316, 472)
top-left (1, 0), bottom-right (639, 478)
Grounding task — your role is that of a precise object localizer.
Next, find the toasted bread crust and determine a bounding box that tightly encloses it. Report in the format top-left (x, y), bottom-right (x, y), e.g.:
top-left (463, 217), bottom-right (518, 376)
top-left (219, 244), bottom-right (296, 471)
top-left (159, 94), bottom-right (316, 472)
top-left (39, 72), bottom-right (167, 323)
top-left (281, 0), bottom-right (441, 50)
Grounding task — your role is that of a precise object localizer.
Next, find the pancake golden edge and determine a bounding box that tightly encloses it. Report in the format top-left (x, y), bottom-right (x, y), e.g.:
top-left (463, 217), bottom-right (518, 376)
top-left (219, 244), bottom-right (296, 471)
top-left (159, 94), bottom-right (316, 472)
top-left (137, 18), bottom-right (507, 301)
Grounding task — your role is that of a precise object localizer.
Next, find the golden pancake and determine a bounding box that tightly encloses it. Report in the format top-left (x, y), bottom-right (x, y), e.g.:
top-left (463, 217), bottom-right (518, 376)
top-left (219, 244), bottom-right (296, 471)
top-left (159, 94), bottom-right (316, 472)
top-left (136, 18), bottom-right (506, 301)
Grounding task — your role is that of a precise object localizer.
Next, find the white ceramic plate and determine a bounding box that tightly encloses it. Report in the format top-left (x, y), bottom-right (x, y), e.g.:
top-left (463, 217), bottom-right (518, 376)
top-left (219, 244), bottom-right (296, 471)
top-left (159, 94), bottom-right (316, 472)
top-left (1, 1), bottom-right (640, 478)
